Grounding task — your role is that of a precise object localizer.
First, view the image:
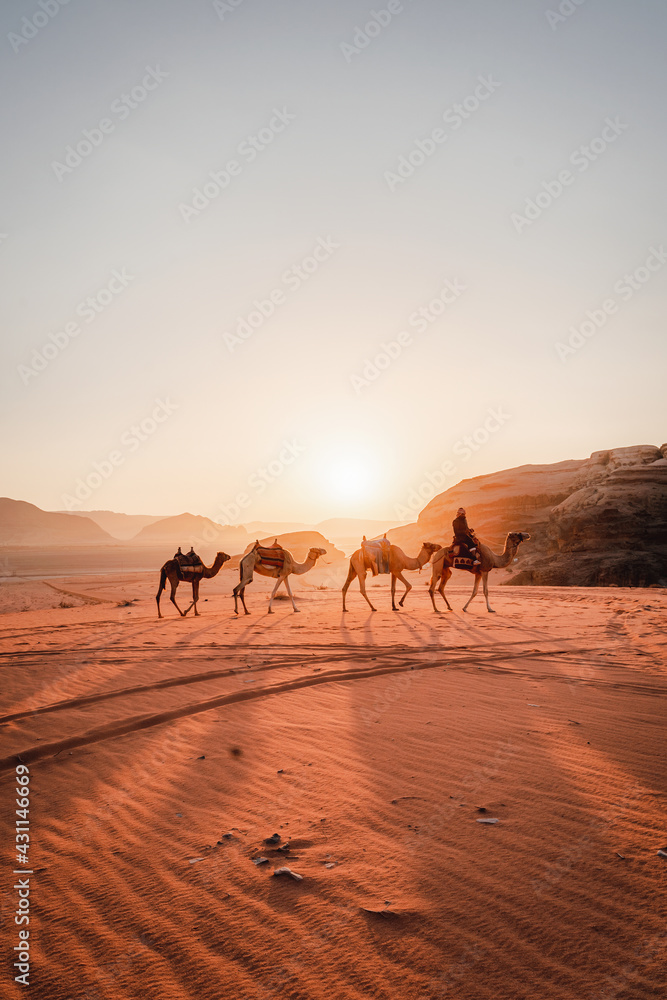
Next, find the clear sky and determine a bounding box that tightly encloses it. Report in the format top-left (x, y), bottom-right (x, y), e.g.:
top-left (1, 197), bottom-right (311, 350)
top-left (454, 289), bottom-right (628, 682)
top-left (2, 0), bottom-right (665, 524)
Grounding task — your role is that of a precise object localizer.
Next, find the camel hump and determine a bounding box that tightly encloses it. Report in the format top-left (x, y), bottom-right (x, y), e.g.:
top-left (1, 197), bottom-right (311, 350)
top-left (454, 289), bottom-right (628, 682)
top-left (361, 536), bottom-right (391, 575)
top-left (172, 547), bottom-right (204, 578)
top-left (255, 540), bottom-right (286, 567)
top-left (174, 547), bottom-right (202, 566)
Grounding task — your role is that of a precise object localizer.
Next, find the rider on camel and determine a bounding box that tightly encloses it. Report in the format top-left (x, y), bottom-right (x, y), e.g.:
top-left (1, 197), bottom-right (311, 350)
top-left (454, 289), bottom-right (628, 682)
top-left (452, 508), bottom-right (480, 566)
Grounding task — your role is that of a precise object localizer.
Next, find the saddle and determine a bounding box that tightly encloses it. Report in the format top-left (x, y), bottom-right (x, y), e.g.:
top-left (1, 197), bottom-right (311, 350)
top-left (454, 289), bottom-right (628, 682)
top-left (361, 535), bottom-right (391, 576)
top-left (254, 539), bottom-right (286, 569)
top-left (448, 540), bottom-right (479, 570)
top-left (173, 547), bottom-right (204, 577)
top-left (452, 555), bottom-right (476, 569)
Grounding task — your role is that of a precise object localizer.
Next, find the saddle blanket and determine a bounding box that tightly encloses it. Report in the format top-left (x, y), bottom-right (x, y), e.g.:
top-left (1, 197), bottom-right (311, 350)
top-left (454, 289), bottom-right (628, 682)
top-left (255, 544), bottom-right (286, 568)
top-left (453, 556), bottom-right (476, 569)
top-left (362, 538), bottom-right (391, 575)
top-left (176, 562), bottom-right (205, 577)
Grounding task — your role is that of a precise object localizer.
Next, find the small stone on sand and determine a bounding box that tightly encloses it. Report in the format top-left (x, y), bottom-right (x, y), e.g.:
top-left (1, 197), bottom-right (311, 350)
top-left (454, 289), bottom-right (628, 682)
top-left (273, 867), bottom-right (303, 880)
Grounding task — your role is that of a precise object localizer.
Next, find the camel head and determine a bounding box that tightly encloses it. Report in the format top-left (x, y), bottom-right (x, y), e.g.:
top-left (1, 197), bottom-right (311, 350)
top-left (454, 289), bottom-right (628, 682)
top-left (507, 532), bottom-right (530, 548)
top-left (308, 547), bottom-right (327, 561)
top-left (215, 551), bottom-right (232, 564)
top-left (422, 541), bottom-right (441, 559)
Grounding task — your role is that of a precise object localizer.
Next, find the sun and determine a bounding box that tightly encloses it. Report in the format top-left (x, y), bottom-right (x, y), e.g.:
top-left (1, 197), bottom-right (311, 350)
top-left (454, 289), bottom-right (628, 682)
top-left (325, 456), bottom-right (373, 503)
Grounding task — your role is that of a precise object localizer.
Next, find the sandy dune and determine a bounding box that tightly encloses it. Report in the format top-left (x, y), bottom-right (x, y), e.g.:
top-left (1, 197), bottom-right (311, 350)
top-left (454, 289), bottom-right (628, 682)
top-left (1, 573), bottom-right (666, 999)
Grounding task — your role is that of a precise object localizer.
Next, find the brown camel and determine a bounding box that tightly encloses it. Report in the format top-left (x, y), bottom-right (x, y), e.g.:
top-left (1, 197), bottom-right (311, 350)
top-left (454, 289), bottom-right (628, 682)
top-left (233, 542), bottom-right (327, 615)
top-left (342, 540), bottom-right (441, 611)
top-left (428, 532), bottom-right (530, 613)
top-left (156, 551), bottom-right (230, 618)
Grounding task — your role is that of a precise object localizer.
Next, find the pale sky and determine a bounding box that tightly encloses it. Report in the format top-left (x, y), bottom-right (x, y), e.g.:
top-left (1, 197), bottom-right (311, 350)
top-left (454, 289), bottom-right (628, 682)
top-left (2, 0), bottom-right (665, 524)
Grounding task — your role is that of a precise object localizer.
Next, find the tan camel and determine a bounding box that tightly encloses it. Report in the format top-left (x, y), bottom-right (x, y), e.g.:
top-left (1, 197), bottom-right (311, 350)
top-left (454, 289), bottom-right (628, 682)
top-left (342, 541), bottom-right (441, 611)
top-left (428, 532), bottom-right (530, 613)
top-left (233, 542), bottom-right (327, 615)
top-left (156, 551), bottom-right (230, 618)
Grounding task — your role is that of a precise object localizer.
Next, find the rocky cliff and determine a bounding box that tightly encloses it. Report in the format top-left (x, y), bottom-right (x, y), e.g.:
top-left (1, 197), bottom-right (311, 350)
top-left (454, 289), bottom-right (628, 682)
top-left (386, 445), bottom-right (667, 587)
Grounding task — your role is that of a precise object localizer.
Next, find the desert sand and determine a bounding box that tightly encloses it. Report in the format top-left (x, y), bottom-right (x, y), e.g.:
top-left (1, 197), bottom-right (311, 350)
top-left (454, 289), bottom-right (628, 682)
top-left (1, 567), bottom-right (666, 999)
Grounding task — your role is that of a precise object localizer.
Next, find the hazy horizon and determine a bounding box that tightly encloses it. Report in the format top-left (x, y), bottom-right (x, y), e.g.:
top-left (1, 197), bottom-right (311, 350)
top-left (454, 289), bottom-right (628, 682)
top-left (2, 0), bottom-right (665, 525)
top-left (14, 436), bottom-right (661, 523)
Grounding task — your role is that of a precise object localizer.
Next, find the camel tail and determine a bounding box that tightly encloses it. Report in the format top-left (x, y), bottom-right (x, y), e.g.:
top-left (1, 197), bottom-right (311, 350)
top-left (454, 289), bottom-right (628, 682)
top-left (156, 567), bottom-right (167, 603)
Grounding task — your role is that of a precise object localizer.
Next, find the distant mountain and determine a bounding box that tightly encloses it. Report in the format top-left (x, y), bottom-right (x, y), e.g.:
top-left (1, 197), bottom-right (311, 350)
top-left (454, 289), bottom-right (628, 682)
top-left (131, 513), bottom-right (251, 553)
top-left (0, 498), bottom-right (115, 546)
top-left (243, 520), bottom-right (314, 536)
top-left (61, 509), bottom-right (165, 540)
top-left (387, 444), bottom-right (667, 587)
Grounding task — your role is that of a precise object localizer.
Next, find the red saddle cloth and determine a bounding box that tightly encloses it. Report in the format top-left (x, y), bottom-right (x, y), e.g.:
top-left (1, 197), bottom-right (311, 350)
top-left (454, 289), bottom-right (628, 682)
top-left (443, 545), bottom-right (477, 570)
top-left (452, 556), bottom-right (476, 568)
top-left (254, 540), bottom-right (286, 569)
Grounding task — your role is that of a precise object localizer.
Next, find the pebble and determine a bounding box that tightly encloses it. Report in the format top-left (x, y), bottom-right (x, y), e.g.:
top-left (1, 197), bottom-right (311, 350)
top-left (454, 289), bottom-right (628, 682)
top-left (273, 867), bottom-right (303, 881)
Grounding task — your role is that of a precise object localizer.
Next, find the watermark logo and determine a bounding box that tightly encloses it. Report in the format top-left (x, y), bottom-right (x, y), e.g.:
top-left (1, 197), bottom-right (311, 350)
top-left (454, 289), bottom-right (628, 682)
top-left (215, 438), bottom-right (307, 525)
top-left (340, 1), bottom-right (409, 63)
top-left (61, 398), bottom-right (179, 509)
top-left (384, 75), bottom-right (501, 191)
top-left (51, 67), bottom-right (169, 181)
top-left (179, 107), bottom-right (296, 223)
top-left (555, 246), bottom-right (667, 361)
top-left (223, 237), bottom-right (340, 352)
top-left (17, 269), bottom-right (135, 385)
top-left (511, 117), bottom-right (628, 233)
top-left (8, 0), bottom-right (73, 55)
top-left (546, 0), bottom-right (587, 31)
top-left (393, 406), bottom-right (511, 519)
top-left (213, 0), bottom-right (245, 20)
top-left (351, 278), bottom-right (467, 394)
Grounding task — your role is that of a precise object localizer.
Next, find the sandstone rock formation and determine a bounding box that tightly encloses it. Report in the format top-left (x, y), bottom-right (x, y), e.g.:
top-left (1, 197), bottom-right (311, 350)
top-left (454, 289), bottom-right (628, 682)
top-left (387, 445), bottom-right (667, 587)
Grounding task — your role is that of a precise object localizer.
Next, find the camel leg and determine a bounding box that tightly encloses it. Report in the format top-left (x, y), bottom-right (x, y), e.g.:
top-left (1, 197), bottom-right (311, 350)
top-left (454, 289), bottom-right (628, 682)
top-left (439, 567), bottom-right (453, 611)
top-left (267, 576), bottom-right (282, 614)
top-left (233, 582), bottom-right (248, 614)
top-left (357, 567), bottom-right (376, 612)
top-left (283, 575), bottom-right (299, 613)
top-left (169, 580), bottom-right (188, 617)
top-left (463, 573), bottom-right (481, 613)
top-left (396, 571), bottom-right (411, 608)
top-left (156, 575), bottom-right (166, 619)
top-left (341, 563), bottom-right (357, 612)
top-left (482, 572), bottom-right (495, 613)
top-left (428, 564), bottom-right (440, 612)
top-left (238, 586), bottom-right (250, 615)
top-left (233, 563), bottom-right (253, 615)
top-left (186, 578), bottom-right (200, 617)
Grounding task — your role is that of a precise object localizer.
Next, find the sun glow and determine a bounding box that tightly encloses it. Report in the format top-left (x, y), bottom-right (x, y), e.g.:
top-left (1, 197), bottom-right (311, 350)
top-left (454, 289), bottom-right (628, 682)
top-left (325, 457), bottom-right (374, 503)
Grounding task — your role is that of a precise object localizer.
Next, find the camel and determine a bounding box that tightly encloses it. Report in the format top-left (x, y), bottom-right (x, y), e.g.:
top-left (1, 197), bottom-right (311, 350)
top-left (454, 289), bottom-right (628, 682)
top-left (233, 541), bottom-right (327, 615)
top-left (428, 532), bottom-right (530, 613)
top-left (342, 540), bottom-right (441, 611)
top-left (156, 551), bottom-right (230, 618)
